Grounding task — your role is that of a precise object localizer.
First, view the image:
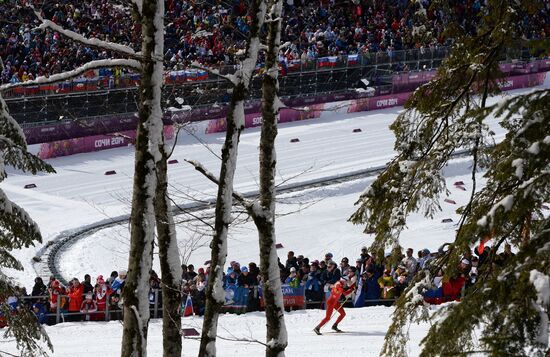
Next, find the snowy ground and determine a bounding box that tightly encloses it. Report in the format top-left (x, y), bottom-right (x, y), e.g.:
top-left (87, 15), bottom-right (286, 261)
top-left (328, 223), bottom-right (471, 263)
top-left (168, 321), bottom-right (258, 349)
top-left (1, 78), bottom-right (548, 356)
top-left (3, 307), bottom-right (433, 357)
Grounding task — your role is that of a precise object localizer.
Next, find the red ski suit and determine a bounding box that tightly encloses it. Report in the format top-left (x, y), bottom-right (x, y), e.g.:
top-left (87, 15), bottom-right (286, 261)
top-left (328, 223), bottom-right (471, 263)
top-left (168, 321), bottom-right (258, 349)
top-left (318, 281), bottom-right (354, 328)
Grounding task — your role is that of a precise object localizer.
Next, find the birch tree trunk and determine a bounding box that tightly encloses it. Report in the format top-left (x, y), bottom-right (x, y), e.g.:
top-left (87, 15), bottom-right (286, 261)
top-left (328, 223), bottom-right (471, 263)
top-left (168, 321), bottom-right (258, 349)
top-left (198, 2), bottom-right (266, 356)
top-left (121, 0), bottom-right (165, 356)
top-left (255, 1), bottom-right (288, 356)
top-left (155, 152), bottom-right (183, 357)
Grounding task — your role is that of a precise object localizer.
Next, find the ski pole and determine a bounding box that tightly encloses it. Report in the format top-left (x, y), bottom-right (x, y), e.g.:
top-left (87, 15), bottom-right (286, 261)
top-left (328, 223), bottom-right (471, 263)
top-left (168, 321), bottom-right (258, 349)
top-left (328, 295), bottom-right (350, 321)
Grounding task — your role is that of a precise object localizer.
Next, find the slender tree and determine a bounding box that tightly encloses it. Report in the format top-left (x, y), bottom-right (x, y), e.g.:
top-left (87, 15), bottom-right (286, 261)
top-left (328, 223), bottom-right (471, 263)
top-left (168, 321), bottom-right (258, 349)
top-left (186, 3), bottom-right (288, 354)
top-left (254, 1), bottom-right (288, 355)
top-left (196, 1), bottom-right (267, 356)
top-left (350, 1), bottom-right (550, 355)
top-left (154, 149), bottom-right (183, 357)
top-left (120, 0), bottom-right (167, 355)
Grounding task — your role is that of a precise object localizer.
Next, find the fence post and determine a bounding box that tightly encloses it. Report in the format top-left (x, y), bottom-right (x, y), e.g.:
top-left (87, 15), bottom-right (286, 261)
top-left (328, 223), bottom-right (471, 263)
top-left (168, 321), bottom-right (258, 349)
top-left (105, 298), bottom-right (110, 321)
top-left (56, 297), bottom-right (61, 324)
top-left (154, 289), bottom-right (159, 319)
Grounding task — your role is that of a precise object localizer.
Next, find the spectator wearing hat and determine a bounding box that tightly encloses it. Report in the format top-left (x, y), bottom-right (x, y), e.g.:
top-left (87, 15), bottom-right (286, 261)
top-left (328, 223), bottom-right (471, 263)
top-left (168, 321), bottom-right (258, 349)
top-left (80, 293), bottom-right (97, 321)
top-left (346, 267), bottom-right (358, 300)
top-left (378, 268), bottom-right (396, 305)
top-left (418, 249), bottom-right (432, 269)
top-left (238, 266), bottom-right (257, 288)
top-left (393, 265), bottom-right (409, 297)
top-left (223, 268), bottom-right (238, 289)
top-left (48, 279), bottom-right (65, 313)
top-left (110, 270), bottom-right (126, 294)
top-left (323, 252), bottom-right (334, 265)
top-left (93, 275), bottom-right (111, 320)
top-left (32, 302), bottom-right (48, 324)
top-left (320, 260), bottom-right (341, 304)
top-left (284, 267), bottom-right (300, 288)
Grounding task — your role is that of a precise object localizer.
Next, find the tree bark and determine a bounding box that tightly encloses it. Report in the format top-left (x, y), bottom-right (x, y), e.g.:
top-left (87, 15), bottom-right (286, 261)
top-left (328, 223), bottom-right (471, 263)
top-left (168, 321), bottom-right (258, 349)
top-left (121, 0), bottom-right (164, 356)
top-left (198, 2), bottom-right (266, 356)
top-left (255, 1), bottom-right (288, 356)
top-left (155, 152), bottom-right (183, 357)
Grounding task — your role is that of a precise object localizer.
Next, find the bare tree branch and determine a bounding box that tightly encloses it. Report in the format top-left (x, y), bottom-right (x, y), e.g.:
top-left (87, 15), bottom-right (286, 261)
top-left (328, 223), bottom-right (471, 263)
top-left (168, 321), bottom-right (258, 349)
top-left (0, 59), bottom-right (141, 92)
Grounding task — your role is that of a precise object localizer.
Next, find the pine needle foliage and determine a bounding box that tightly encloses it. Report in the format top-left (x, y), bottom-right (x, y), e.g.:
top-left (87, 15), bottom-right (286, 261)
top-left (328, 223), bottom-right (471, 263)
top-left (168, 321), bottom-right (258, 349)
top-left (350, 0), bottom-right (550, 355)
top-left (0, 94), bottom-right (55, 356)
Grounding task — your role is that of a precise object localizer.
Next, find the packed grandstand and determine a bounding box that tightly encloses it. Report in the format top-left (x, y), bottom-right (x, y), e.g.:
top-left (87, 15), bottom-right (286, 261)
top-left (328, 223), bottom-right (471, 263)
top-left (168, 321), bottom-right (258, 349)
top-left (2, 0), bottom-right (548, 84)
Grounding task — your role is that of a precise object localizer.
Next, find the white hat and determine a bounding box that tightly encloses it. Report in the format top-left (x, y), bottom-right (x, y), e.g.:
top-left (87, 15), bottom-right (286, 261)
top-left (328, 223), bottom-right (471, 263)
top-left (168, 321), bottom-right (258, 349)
top-left (290, 267), bottom-right (296, 272)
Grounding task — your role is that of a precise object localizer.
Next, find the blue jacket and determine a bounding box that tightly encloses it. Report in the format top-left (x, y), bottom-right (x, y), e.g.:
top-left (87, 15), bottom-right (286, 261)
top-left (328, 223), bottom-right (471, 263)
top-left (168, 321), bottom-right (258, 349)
top-left (33, 303), bottom-right (48, 324)
top-left (364, 274), bottom-right (381, 301)
top-left (305, 271), bottom-right (321, 292)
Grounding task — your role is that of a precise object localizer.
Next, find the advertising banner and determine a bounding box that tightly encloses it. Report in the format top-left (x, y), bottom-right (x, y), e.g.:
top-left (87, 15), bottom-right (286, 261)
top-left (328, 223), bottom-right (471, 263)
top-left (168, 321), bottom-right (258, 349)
top-left (37, 126), bottom-right (174, 159)
top-left (259, 284), bottom-right (306, 309)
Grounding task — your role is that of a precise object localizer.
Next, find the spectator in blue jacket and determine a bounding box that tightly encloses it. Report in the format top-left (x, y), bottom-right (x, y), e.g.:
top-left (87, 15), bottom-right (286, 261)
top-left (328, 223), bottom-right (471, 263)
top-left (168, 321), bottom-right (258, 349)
top-left (32, 302), bottom-right (48, 324)
top-left (363, 266), bottom-right (381, 306)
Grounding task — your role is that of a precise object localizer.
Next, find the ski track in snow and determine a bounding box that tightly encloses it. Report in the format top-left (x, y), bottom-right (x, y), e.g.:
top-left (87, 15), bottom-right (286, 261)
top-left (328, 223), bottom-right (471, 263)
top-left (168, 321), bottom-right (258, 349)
top-left (2, 85), bottom-right (546, 287)
top-left (1, 82), bottom-right (548, 356)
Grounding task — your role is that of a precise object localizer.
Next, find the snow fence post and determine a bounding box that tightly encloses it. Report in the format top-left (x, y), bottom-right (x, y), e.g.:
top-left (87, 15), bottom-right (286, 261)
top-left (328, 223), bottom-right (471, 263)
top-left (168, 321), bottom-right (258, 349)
top-left (56, 298), bottom-right (61, 324)
top-left (105, 299), bottom-right (110, 321)
top-left (154, 289), bottom-right (159, 319)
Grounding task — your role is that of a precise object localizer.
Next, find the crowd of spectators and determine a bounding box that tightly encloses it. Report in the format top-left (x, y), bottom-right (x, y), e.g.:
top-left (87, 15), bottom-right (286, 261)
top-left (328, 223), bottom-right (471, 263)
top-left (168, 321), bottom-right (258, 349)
top-left (2, 0), bottom-right (548, 85)
top-left (0, 242), bottom-right (517, 327)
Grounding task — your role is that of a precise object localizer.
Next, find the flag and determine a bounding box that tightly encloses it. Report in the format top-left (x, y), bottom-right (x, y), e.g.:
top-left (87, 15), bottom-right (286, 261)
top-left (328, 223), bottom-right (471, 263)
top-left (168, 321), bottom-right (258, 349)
top-left (354, 270), bottom-right (365, 308)
top-left (183, 294), bottom-right (194, 317)
top-left (347, 54), bottom-right (359, 65)
top-left (318, 56), bottom-right (338, 68)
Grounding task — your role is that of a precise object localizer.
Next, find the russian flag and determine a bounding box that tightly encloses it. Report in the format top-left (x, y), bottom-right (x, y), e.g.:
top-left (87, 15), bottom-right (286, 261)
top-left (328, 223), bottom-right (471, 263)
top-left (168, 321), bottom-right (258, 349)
top-left (319, 56), bottom-right (338, 68)
top-left (317, 57), bottom-right (329, 68)
top-left (288, 60), bottom-right (301, 71)
top-left (183, 295), bottom-right (194, 317)
top-left (185, 70), bottom-right (198, 82)
top-left (197, 70), bottom-right (208, 81)
top-left (348, 54), bottom-right (359, 66)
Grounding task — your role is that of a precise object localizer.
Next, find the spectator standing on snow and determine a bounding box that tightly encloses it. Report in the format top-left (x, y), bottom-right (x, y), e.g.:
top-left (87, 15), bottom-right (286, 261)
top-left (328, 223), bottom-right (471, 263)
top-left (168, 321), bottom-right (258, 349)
top-left (79, 293), bottom-right (98, 321)
top-left (401, 248), bottom-right (418, 276)
top-left (94, 275), bottom-right (111, 320)
top-left (340, 257), bottom-right (351, 276)
top-left (67, 278), bottom-right (84, 321)
top-left (31, 277), bottom-right (48, 303)
top-left (110, 270), bottom-right (126, 294)
top-left (32, 302), bottom-right (48, 324)
top-left (378, 268), bottom-right (396, 305)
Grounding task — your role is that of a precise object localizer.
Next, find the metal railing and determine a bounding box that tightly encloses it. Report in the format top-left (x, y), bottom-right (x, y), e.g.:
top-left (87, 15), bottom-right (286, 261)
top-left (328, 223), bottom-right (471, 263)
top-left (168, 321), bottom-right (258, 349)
top-left (9, 288), bottom-right (402, 326)
top-left (4, 46), bottom-right (545, 128)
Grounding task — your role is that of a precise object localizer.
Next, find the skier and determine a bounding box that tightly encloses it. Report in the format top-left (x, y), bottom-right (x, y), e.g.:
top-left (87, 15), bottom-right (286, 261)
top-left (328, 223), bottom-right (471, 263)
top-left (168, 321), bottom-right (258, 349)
top-left (314, 277), bottom-right (355, 335)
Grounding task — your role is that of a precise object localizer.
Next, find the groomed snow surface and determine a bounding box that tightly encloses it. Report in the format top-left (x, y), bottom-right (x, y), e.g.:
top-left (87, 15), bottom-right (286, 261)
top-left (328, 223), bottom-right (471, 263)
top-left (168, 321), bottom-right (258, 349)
top-left (1, 81), bottom-right (548, 356)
